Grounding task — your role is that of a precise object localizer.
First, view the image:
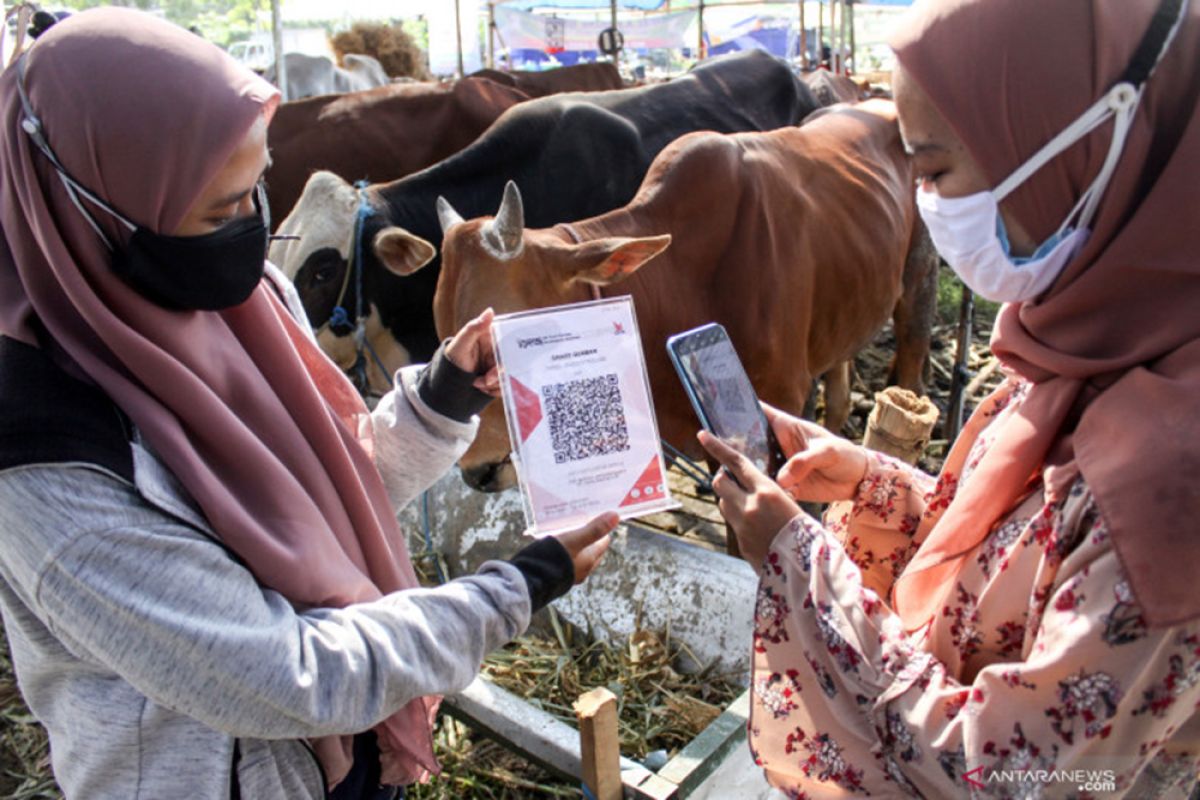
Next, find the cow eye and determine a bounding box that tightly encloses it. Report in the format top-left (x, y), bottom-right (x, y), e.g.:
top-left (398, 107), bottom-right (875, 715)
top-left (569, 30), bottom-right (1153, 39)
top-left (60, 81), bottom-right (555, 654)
top-left (314, 265), bottom-right (337, 284)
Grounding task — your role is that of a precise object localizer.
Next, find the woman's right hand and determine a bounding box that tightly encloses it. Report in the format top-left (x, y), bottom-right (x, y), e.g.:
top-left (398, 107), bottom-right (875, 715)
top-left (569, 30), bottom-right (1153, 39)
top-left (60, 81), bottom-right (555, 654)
top-left (763, 403), bottom-right (868, 504)
top-left (551, 511), bottom-right (619, 583)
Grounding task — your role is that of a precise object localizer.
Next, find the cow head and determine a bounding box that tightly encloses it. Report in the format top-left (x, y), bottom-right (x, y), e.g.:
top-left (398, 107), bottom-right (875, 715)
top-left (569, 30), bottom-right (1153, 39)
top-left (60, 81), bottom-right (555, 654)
top-left (269, 171), bottom-right (436, 395)
top-left (413, 181), bottom-right (670, 492)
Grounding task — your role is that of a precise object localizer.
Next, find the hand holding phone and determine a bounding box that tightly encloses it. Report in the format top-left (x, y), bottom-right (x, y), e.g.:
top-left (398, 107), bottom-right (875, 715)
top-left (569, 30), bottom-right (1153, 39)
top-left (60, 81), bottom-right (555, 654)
top-left (666, 323), bottom-right (785, 479)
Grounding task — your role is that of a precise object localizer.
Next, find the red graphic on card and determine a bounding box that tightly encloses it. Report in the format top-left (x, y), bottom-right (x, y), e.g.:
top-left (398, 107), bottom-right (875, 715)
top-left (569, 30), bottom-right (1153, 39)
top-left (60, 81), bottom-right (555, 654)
top-left (511, 377), bottom-right (542, 443)
top-left (620, 455), bottom-right (665, 507)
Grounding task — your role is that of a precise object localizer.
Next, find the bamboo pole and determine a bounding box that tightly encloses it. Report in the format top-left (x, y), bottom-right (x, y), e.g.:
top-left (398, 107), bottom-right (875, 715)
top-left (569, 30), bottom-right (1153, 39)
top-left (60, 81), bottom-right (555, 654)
top-left (849, 0), bottom-right (856, 74)
top-left (487, 1), bottom-right (495, 69)
top-left (799, 0), bottom-right (807, 67)
top-left (270, 0), bottom-right (287, 100)
top-left (831, 0), bottom-right (839, 73)
top-left (817, 0), bottom-right (823, 67)
top-left (610, 0), bottom-right (619, 63)
top-left (454, 0), bottom-right (465, 79)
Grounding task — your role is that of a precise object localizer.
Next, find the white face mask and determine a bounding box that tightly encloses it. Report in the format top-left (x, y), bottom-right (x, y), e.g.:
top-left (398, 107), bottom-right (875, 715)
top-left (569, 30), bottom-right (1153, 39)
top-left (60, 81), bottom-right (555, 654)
top-left (915, 0), bottom-right (1186, 304)
top-left (916, 188), bottom-right (1091, 303)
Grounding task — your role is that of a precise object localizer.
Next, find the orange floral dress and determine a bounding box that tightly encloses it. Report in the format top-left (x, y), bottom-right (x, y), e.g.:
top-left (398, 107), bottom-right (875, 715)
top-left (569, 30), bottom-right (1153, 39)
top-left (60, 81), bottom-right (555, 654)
top-left (748, 379), bottom-right (1200, 798)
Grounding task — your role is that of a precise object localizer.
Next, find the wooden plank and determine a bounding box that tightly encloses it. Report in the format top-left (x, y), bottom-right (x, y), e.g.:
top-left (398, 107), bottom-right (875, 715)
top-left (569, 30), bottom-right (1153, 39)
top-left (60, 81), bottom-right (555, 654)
top-left (575, 687), bottom-right (622, 800)
top-left (654, 690), bottom-right (752, 796)
top-left (443, 676), bottom-right (653, 788)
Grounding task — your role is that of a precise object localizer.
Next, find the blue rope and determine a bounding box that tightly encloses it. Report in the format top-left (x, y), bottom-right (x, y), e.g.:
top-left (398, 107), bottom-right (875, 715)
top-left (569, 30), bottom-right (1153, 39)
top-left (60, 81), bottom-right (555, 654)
top-left (329, 305), bottom-right (351, 330)
top-left (580, 784), bottom-right (598, 800)
top-left (363, 335), bottom-right (395, 388)
top-left (352, 180), bottom-right (371, 341)
top-left (340, 180), bottom-right (393, 393)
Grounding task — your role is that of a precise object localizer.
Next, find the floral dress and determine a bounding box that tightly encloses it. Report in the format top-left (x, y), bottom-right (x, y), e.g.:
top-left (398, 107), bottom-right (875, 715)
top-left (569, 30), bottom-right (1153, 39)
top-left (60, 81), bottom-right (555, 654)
top-left (749, 379), bottom-right (1200, 798)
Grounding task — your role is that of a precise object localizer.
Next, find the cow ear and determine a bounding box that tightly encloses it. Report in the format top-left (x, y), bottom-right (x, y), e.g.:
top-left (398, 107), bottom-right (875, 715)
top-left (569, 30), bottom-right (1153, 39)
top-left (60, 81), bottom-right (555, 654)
top-left (567, 234), bottom-right (672, 286)
top-left (374, 227), bottom-right (436, 276)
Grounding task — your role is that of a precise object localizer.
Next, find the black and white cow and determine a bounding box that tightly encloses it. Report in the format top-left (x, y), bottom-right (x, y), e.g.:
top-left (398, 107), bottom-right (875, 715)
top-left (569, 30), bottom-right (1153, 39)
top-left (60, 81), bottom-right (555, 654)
top-left (269, 50), bottom-right (820, 390)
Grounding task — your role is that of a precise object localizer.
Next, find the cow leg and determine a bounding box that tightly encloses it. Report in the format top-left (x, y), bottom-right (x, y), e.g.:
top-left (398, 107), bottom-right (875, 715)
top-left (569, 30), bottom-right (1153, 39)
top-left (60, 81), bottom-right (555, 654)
top-left (822, 361), bottom-right (852, 434)
top-left (889, 217), bottom-right (939, 393)
top-left (800, 375), bottom-right (820, 421)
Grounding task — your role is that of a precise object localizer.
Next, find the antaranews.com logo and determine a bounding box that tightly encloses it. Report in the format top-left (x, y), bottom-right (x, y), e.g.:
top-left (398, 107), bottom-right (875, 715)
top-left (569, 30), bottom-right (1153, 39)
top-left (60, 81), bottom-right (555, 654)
top-left (963, 767), bottom-right (1118, 793)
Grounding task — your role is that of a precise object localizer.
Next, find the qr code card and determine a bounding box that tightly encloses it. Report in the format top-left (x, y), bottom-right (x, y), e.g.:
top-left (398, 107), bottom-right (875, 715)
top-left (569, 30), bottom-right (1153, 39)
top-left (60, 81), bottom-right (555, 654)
top-left (491, 296), bottom-right (678, 535)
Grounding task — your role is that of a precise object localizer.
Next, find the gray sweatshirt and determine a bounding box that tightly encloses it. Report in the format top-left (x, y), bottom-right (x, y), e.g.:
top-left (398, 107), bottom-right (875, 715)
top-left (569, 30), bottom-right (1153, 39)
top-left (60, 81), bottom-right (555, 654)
top-left (0, 363), bottom-right (538, 799)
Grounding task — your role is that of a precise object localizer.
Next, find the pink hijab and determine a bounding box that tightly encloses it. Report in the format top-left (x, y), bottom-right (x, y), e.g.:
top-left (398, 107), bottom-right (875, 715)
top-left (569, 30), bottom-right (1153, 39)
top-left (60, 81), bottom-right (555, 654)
top-left (891, 0), bottom-right (1200, 630)
top-left (0, 9), bottom-right (436, 785)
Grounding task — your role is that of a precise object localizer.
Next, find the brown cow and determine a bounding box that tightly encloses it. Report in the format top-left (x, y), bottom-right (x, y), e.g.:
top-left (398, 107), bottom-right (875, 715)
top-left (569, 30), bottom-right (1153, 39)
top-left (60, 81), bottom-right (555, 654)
top-left (264, 76), bottom-right (529, 221)
top-left (467, 62), bottom-right (624, 97)
top-left (412, 99), bottom-right (936, 492)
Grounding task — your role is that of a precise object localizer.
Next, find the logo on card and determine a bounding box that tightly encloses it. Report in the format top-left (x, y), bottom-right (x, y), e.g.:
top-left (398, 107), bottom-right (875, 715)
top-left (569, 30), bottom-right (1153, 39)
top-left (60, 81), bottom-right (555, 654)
top-left (612, 321), bottom-right (626, 335)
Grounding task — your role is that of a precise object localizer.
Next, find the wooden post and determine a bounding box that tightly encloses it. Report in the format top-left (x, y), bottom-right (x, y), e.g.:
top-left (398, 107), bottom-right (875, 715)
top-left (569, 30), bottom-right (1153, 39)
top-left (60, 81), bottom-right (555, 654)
top-left (817, 0), bottom-right (823, 67)
top-left (610, 0), bottom-right (619, 63)
top-left (270, 0), bottom-right (287, 100)
top-left (830, 0), bottom-right (837, 73)
top-left (944, 285), bottom-right (975, 443)
top-left (799, 0), bottom-right (807, 67)
top-left (849, 0), bottom-right (856, 74)
top-left (454, 0), bottom-right (465, 79)
top-left (575, 687), bottom-right (622, 800)
top-left (697, 0), bottom-right (705, 60)
top-left (487, 1), bottom-right (495, 69)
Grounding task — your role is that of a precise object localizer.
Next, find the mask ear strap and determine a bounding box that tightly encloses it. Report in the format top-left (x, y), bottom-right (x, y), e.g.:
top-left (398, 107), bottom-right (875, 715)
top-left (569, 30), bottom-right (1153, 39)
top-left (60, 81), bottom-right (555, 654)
top-left (992, 0), bottom-right (1187, 225)
top-left (15, 53), bottom-right (136, 251)
top-left (254, 180), bottom-right (270, 234)
top-left (992, 90), bottom-right (1121, 204)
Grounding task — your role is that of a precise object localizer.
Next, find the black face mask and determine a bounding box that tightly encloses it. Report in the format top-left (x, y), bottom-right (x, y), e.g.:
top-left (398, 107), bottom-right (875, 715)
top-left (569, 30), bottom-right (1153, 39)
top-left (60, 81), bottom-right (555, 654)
top-left (111, 213), bottom-right (268, 311)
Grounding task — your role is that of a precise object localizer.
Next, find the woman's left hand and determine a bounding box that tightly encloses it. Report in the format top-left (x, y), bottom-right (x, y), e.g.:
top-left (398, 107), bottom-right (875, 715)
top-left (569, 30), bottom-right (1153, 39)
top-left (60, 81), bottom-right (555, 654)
top-left (698, 430), bottom-right (802, 569)
top-left (445, 307), bottom-right (501, 397)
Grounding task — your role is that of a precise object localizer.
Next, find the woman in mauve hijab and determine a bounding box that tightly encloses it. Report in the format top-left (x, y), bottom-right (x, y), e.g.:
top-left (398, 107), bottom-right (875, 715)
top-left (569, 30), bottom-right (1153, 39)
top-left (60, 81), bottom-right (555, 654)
top-left (699, 0), bottom-right (1200, 796)
top-left (0, 9), bottom-right (618, 799)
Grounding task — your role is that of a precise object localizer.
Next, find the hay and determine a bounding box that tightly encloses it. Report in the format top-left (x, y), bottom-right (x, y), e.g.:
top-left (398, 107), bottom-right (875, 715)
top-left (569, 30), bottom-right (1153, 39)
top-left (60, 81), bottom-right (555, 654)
top-left (330, 22), bottom-right (429, 80)
top-left (0, 621), bottom-right (61, 799)
top-left (481, 609), bottom-right (741, 760)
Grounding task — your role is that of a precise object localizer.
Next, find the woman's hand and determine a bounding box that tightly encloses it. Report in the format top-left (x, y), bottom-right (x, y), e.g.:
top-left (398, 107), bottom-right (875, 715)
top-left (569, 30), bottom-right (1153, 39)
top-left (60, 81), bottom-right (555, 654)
top-left (444, 307), bottom-right (501, 397)
top-left (697, 431), bottom-right (801, 570)
top-left (763, 403), bottom-right (868, 504)
top-left (551, 511), bottom-right (619, 583)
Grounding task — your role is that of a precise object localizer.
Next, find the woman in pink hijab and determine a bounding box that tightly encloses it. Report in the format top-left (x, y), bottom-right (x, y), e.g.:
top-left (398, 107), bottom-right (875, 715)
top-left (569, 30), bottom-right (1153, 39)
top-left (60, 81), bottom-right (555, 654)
top-left (700, 0), bottom-right (1200, 796)
top-left (0, 9), bottom-right (617, 799)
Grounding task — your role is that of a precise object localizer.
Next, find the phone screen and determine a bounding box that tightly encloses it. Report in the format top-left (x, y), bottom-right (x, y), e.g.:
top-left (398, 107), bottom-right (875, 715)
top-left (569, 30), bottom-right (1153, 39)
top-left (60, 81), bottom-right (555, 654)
top-left (668, 324), bottom-right (773, 474)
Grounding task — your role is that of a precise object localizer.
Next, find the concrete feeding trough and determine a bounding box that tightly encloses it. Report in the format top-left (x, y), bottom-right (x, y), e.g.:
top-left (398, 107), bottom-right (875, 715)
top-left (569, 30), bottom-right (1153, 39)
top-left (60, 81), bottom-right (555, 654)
top-left (399, 471), bottom-right (779, 799)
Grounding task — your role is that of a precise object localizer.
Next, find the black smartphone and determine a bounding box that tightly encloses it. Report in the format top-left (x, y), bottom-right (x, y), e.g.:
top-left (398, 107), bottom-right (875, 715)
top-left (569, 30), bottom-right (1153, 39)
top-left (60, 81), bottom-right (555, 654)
top-left (666, 322), bottom-right (786, 478)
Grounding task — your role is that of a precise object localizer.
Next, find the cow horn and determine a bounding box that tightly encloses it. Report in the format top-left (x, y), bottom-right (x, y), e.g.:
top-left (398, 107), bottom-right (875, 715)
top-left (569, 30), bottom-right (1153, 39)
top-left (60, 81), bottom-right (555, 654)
top-left (437, 196), bottom-right (464, 234)
top-left (492, 180), bottom-right (524, 255)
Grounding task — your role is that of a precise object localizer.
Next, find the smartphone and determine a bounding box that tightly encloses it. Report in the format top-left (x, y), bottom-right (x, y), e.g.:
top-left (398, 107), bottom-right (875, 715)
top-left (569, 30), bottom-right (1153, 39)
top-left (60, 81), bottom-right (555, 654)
top-left (666, 323), bottom-right (786, 477)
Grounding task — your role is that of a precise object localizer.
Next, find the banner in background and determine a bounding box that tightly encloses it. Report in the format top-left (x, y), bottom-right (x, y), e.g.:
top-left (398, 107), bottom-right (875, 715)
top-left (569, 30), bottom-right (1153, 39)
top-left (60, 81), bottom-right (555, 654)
top-left (494, 7), bottom-right (697, 52)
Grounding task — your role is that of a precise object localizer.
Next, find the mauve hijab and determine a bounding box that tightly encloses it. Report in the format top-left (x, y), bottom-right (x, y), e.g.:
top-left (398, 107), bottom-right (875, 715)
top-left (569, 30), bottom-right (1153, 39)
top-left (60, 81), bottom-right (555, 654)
top-left (0, 8), bottom-right (437, 786)
top-left (890, 0), bottom-right (1200, 630)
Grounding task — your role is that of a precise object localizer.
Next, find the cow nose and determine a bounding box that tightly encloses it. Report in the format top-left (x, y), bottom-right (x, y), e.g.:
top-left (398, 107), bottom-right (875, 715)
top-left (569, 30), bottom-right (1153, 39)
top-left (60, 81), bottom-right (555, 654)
top-left (461, 461), bottom-right (505, 493)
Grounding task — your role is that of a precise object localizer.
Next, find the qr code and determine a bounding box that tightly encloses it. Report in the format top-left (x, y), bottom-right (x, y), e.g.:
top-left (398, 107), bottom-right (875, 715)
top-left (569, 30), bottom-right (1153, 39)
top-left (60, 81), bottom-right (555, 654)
top-left (542, 373), bottom-right (631, 464)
